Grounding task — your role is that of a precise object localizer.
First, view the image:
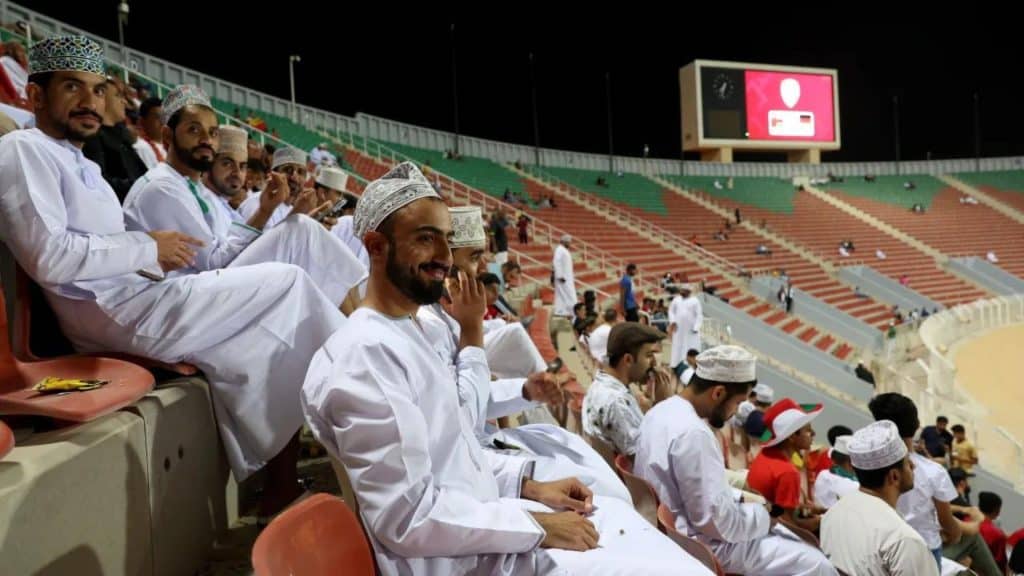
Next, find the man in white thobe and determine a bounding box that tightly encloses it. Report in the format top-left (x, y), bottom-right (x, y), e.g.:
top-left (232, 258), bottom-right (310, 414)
top-left (813, 435), bottom-right (860, 509)
top-left (821, 420), bottom-right (938, 576)
top-left (0, 37), bottom-right (344, 516)
top-left (302, 164), bottom-right (712, 576)
top-left (417, 205), bottom-right (630, 503)
top-left (237, 147), bottom-right (314, 229)
top-left (635, 345), bottom-right (837, 576)
top-left (552, 234), bottom-right (576, 318)
top-left (668, 284), bottom-right (702, 370)
top-left (122, 88), bottom-right (365, 315)
top-left (1, 40), bottom-right (28, 99)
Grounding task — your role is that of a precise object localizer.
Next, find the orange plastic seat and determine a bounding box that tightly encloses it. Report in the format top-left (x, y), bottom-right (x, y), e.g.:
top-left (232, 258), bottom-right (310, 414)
top-left (657, 503), bottom-right (726, 576)
top-left (0, 287), bottom-right (153, 422)
top-left (613, 453), bottom-right (659, 528)
top-left (0, 419), bottom-right (13, 459)
top-left (252, 493), bottom-right (376, 576)
top-left (13, 264), bottom-right (198, 377)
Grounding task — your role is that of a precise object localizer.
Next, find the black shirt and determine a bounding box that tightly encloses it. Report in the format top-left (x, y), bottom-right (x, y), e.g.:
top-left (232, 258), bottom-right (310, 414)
top-left (83, 123), bottom-right (148, 202)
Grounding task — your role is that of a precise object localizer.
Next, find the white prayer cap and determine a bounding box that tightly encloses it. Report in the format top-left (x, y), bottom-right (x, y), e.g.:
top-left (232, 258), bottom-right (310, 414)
top-left (681, 283), bottom-right (694, 292)
top-left (353, 161), bottom-right (440, 240)
top-left (316, 166), bottom-right (349, 192)
top-left (272, 147), bottom-right (308, 170)
top-left (732, 400), bottom-right (756, 427)
top-left (560, 234), bottom-right (572, 245)
top-left (848, 420), bottom-right (907, 471)
top-left (160, 84), bottom-right (213, 126)
top-left (217, 125), bottom-right (248, 163)
top-left (449, 206), bottom-right (486, 249)
top-left (753, 383), bottom-right (774, 404)
top-left (833, 434), bottom-right (853, 456)
top-left (695, 345), bottom-right (756, 383)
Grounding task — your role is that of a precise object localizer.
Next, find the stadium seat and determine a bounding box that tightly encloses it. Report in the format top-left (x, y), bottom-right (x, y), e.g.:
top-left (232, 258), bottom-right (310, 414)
top-left (656, 503), bottom-right (726, 576)
top-left (613, 453), bottom-right (660, 528)
top-left (0, 284), bottom-right (154, 422)
top-left (252, 493), bottom-right (376, 576)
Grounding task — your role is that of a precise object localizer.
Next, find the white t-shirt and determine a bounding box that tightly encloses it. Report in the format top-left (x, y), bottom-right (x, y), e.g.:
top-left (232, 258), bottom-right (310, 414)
top-left (587, 323), bottom-right (612, 364)
top-left (896, 453), bottom-right (958, 550)
top-left (813, 469), bottom-right (860, 509)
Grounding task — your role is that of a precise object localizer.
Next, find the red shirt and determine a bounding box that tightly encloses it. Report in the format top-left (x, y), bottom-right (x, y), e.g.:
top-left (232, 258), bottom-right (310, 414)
top-left (979, 518), bottom-right (1008, 569)
top-left (747, 446), bottom-right (802, 510)
top-left (483, 305), bottom-right (502, 320)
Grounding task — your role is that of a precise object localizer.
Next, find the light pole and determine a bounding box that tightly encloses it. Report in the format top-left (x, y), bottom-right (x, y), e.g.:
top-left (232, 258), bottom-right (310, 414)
top-left (289, 55), bottom-right (301, 123)
top-left (117, 1), bottom-right (130, 75)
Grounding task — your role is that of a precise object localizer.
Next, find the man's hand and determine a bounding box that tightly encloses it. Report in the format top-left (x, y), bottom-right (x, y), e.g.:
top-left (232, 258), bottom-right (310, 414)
top-left (147, 231), bottom-right (204, 272)
top-left (522, 477), bottom-right (594, 514)
top-left (523, 372), bottom-right (562, 406)
top-left (289, 188), bottom-right (326, 217)
top-left (530, 511), bottom-right (599, 551)
top-left (258, 173), bottom-right (289, 215)
top-left (650, 366), bottom-right (676, 404)
top-left (632, 384), bottom-right (653, 413)
top-left (447, 270), bottom-right (486, 349)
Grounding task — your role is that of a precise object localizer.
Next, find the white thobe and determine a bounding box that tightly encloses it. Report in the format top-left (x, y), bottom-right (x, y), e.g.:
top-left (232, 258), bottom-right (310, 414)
top-left (822, 490), bottom-right (938, 576)
top-left (635, 396), bottom-right (837, 576)
top-left (581, 371), bottom-right (643, 456)
top-left (302, 309), bottom-right (713, 576)
top-left (552, 245), bottom-right (575, 317)
top-left (417, 305), bottom-right (631, 503)
top-left (586, 324), bottom-right (611, 365)
top-left (237, 192), bottom-right (291, 230)
top-left (0, 129), bottom-right (346, 480)
top-left (123, 162), bottom-right (366, 305)
top-left (813, 469), bottom-right (860, 509)
top-left (332, 215), bottom-right (369, 298)
top-left (1, 55), bottom-right (27, 99)
top-left (131, 137), bottom-right (165, 170)
top-left (669, 295), bottom-right (702, 367)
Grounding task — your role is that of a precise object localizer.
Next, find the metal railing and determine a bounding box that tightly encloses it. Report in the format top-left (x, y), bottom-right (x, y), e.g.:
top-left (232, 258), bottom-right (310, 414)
top-left (523, 166), bottom-right (750, 278)
top-left (327, 135), bottom-right (652, 296)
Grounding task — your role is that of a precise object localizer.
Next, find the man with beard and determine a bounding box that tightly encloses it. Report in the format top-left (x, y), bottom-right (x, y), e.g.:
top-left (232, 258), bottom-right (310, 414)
top-left (581, 322), bottom-right (676, 457)
top-left (82, 74), bottom-right (147, 201)
top-left (123, 84), bottom-right (365, 315)
top-left (635, 345), bottom-right (837, 576)
top-left (200, 124), bottom-right (248, 222)
top-left (301, 163), bottom-right (712, 575)
top-left (417, 204), bottom-right (631, 502)
top-left (237, 146), bottom-right (320, 229)
top-left (0, 36), bottom-right (346, 519)
top-left (821, 420), bottom-right (936, 575)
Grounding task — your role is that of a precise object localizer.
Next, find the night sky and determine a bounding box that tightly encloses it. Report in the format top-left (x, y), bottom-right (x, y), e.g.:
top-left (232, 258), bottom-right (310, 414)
top-left (23, 3), bottom-right (1024, 163)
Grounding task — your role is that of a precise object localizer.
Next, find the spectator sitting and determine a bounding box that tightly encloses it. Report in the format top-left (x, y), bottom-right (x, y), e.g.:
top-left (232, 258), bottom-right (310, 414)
top-left (839, 245), bottom-right (851, 258)
top-left (713, 229), bottom-right (729, 241)
top-left (987, 251), bottom-right (999, 263)
top-left (876, 248), bottom-right (887, 260)
top-left (903, 180), bottom-right (916, 190)
top-left (864, 174), bottom-right (876, 182)
top-left (755, 243), bottom-right (772, 256)
top-left (960, 195), bottom-right (979, 205)
top-left (713, 179), bottom-right (724, 190)
top-left (911, 202), bottom-right (925, 213)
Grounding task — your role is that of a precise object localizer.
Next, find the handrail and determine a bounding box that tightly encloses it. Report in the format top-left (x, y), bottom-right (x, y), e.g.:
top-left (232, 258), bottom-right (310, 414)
top-left (525, 166), bottom-right (750, 277)
top-left (330, 136), bottom-right (653, 294)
